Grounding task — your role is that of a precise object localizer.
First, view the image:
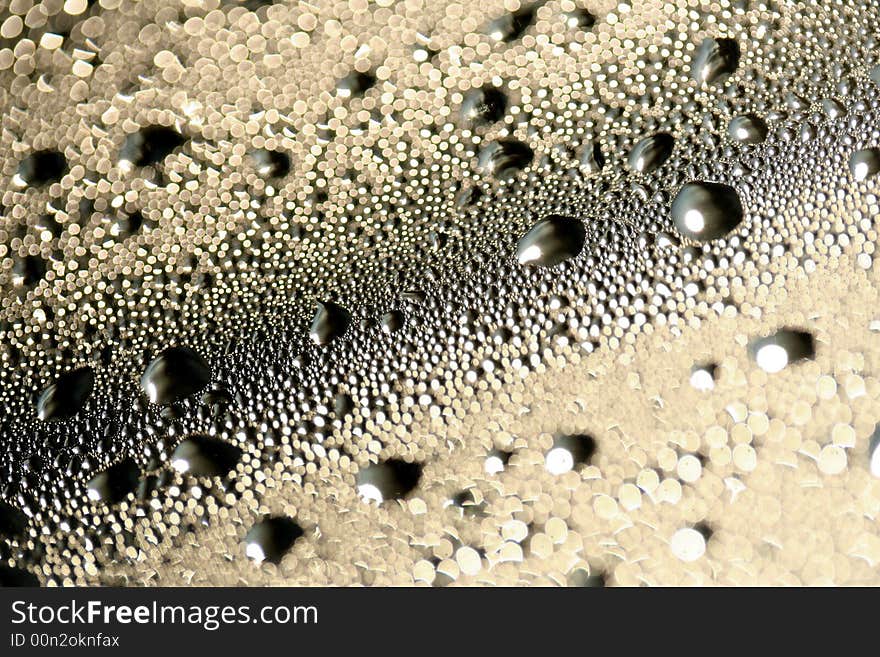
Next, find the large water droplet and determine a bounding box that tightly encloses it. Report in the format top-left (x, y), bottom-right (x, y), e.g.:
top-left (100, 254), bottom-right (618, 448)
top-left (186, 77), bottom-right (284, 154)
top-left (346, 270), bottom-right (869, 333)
top-left (251, 148), bottom-right (291, 179)
top-left (627, 133), bottom-right (675, 174)
top-left (460, 85), bottom-right (507, 125)
top-left (309, 301), bottom-right (351, 346)
top-left (849, 149), bottom-right (880, 181)
top-left (749, 329), bottom-right (815, 373)
top-left (36, 366), bottom-right (95, 421)
top-left (119, 125), bottom-right (186, 167)
top-left (728, 114), bottom-right (768, 144)
top-left (11, 255), bottom-right (47, 287)
top-left (545, 434), bottom-right (596, 474)
top-left (140, 347), bottom-right (212, 405)
top-left (671, 182), bottom-right (744, 242)
top-left (516, 215), bottom-right (586, 267)
top-left (485, 5), bottom-right (536, 43)
top-left (245, 516), bottom-right (303, 564)
top-left (86, 459), bottom-right (140, 504)
top-left (15, 150), bottom-right (67, 188)
top-left (171, 435), bottom-right (242, 477)
top-left (691, 37), bottom-right (740, 87)
top-left (0, 501), bottom-right (28, 538)
top-left (477, 139), bottom-right (534, 181)
top-left (356, 459), bottom-right (422, 504)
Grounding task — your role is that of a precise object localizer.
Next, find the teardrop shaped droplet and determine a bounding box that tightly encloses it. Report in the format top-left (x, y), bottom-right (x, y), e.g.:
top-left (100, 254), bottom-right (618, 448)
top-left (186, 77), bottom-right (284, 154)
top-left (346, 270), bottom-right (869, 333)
top-left (119, 125), bottom-right (186, 167)
top-left (477, 139), bottom-right (534, 181)
top-left (140, 347), bottom-right (212, 405)
top-left (728, 114), bottom-right (768, 145)
top-left (461, 85), bottom-right (508, 126)
top-left (309, 301), bottom-right (352, 346)
top-left (86, 459), bottom-right (140, 504)
top-left (627, 133), bottom-right (675, 174)
top-left (356, 459), bottom-right (422, 504)
top-left (245, 516), bottom-right (304, 564)
top-left (850, 148), bottom-right (880, 181)
top-left (516, 215), bottom-right (586, 267)
top-left (691, 37), bottom-right (740, 87)
top-left (171, 435), bottom-right (242, 477)
top-left (36, 366), bottom-right (95, 421)
top-left (671, 181), bottom-right (744, 242)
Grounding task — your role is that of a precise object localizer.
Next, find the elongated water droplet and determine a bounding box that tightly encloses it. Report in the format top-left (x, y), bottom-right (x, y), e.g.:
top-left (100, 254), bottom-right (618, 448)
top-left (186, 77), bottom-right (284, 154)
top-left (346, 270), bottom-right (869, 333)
top-left (728, 114), bottom-right (768, 144)
top-left (477, 139), bottom-right (534, 181)
top-left (691, 37), bottom-right (740, 87)
top-left (357, 459), bottom-right (422, 503)
top-left (245, 516), bottom-right (304, 564)
top-left (119, 125), bottom-right (186, 167)
top-left (86, 459), bottom-right (140, 504)
top-left (628, 133), bottom-right (675, 173)
top-left (140, 347), bottom-right (212, 405)
top-left (671, 181), bottom-right (744, 242)
top-left (309, 301), bottom-right (351, 346)
top-left (516, 215), bottom-right (586, 267)
top-left (749, 329), bottom-right (815, 373)
top-left (37, 366), bottom-right (95, 421)
top-left (171, 435), bottom-right (242, 477)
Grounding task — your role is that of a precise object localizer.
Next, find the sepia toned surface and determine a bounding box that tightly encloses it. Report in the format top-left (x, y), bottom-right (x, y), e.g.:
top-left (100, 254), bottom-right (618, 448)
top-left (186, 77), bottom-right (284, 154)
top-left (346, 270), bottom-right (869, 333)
top-left (2, 0), bottom-right (880, 586)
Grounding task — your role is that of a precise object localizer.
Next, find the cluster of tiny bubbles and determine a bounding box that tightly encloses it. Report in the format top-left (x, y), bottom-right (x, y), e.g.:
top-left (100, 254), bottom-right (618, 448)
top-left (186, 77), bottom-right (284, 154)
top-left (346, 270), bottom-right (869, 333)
top-left (0, 0), bottom-right (880, 586)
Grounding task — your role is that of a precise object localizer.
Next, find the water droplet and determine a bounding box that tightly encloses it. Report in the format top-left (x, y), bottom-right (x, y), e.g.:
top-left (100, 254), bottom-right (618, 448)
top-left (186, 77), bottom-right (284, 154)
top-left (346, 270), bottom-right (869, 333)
top-left (670, 527), bottom-right (707, 562)
top-left (477, 139), bottom-right (534, 181)
top-left (36, 366), bottom-right (95, 421)
top-left (689, 364), bottom-right (717, 391)
top-left (11, 254), bottom-right (47, 287)
top-left (567, 567), bottom-right (605, 587)
top-left (562, 9), bottom-right (596, 31)
top-left (356, 459), bottom-right (422, 503)
top-left (245, 516), bottom-right (303, 564)
top-left (577, 141), bottom-right (606, 173)
top-left (119, 125), bottom-right (186, 167)
top-left (309, 301), bottom-right (351, 346)
top-left (0, 565), bottom-right (38, 587)
top-left (485, 5), bottom-right (536, 43)
top-left (671, 182), bottom-right (744, 242)
top-left (545, 434), bottom-right (595, 474)
top-left (0, 501), bottom-right (28, 538)
top-left (380, 310), bottom-right (405, 334)
top-left (516, 215), bottom-right (586, 267)
top-left (171, 435), bottom-right (242, 477)
top-left (691, 37), bottom-right (740, 87)
top-left (749, 329), bottom-right (815, 373)
top-left (15, 150), bottom-right (67, 187)
top-left (251, 148), bottom-right (291, 178)
top-left (870, 426), bottom-right (880, 478)
top-left (336, 70), bottom-right (375, 98)
top-left (86, 459), bottom-right (140, 504)
top-left (627, 133), bottom-right (675, 173)
top-left (484, 449), bottom-right (511, 474)
top-left (460, 85), bottom-right (507, 126)
top-left (728, 114), bottom-right (768, 144)
top-left (849, 148), bottom-right (880, 181)
top-left (140, 347), bottom-right (212, 405)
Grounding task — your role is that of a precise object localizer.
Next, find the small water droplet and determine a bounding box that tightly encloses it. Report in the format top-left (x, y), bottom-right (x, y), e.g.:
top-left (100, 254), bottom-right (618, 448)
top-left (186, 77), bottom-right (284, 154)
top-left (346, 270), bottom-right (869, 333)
top-left (245, 516), bottom-right (304, 564)
top-left (484, 5), bottom-right (536, 43)
top-left (119, 125), bottom-right (186, 167)
top-left (460, 85), bottom-right (507, 125)
top-left (749, 329), bottom-right (815, 373)
top-left (251, 148), bottom-right (291, 179)
top-left (545, 434), bottom-right (595, 474)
